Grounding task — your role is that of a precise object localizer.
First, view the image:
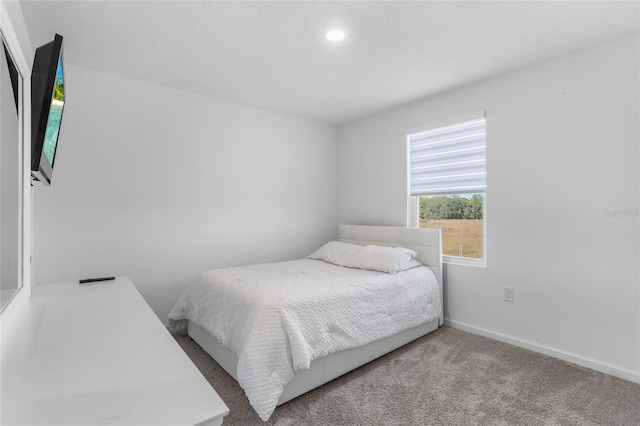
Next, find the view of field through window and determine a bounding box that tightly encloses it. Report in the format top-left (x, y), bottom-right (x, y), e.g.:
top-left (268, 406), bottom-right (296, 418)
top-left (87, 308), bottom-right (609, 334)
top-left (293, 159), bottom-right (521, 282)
top-left (418, 194), bottom-right (484, 259)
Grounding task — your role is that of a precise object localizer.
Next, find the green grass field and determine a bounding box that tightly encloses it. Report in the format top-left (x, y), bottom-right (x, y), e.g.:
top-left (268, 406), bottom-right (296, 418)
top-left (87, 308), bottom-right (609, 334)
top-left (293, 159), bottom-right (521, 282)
top-left (419, 219), bottom-right (483, 259)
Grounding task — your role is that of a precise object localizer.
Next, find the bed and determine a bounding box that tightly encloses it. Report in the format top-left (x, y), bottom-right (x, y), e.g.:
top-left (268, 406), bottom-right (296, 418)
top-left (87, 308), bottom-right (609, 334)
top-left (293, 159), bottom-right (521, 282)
top-left (168, 224), bottom-right (443, 421)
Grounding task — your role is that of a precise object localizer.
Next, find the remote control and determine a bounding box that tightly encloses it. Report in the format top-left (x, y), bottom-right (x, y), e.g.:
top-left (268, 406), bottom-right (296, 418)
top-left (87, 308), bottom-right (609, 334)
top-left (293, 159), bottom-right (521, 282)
top-left (79, 276), bottom-right (116, 284)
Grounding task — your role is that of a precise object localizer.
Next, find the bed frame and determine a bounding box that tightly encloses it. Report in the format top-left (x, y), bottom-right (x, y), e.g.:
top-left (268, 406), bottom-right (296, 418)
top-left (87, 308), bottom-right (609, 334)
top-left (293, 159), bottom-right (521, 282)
top-left (188, 224), bottom-right (443, 407)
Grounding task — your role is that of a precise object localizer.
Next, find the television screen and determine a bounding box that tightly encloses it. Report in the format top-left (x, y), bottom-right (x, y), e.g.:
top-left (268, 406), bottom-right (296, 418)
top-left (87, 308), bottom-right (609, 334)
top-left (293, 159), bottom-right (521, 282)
top-left (31, 34), bottom-right (65, 185)
top-left (43, 59), bottom-right (64, 164)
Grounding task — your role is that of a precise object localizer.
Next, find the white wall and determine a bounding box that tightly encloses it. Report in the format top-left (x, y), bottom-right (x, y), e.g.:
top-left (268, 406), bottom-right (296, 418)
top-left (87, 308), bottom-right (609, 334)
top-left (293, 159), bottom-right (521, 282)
top-left (338, 34), bottom-right (640, 380)
top-left (33, 64), bottom-right (338, 322)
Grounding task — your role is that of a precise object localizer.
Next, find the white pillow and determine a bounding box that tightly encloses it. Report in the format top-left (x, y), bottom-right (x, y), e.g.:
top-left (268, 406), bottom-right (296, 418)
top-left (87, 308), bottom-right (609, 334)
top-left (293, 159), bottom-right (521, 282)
top-left (349, 245), bottom-right (418, 274)
top-left (307, 241), bottom-right (361, 266)
top-left (399, 257), bottom-right (423, 272)
top-left (308, 241), bottom-right (418, 274)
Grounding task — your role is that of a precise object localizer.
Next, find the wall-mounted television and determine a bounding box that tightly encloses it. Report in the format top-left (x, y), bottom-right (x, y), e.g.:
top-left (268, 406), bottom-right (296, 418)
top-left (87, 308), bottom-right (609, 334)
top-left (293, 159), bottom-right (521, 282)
top-left (31, 34), bottom-right (64, 186)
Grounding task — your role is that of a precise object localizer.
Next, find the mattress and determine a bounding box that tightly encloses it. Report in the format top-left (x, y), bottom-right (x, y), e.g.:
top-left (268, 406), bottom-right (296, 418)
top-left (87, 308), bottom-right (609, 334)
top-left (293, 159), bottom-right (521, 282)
top-left (168, 258), bottom-right (441, 421)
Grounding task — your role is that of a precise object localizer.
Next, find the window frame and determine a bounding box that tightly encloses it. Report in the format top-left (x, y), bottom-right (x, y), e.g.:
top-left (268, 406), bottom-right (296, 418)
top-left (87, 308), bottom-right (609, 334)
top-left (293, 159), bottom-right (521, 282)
top-left (406, 113), bottom-right (487, 267)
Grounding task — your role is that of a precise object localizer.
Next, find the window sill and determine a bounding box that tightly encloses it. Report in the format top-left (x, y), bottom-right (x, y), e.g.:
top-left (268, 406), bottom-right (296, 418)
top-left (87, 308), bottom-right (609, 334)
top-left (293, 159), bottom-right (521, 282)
top-left (443, 255), bottom-right (486, 268)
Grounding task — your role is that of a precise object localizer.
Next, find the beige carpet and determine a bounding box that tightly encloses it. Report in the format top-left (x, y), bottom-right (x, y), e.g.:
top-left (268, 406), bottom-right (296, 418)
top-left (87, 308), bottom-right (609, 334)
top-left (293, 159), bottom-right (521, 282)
top-left (174, 326), bottom-right (640, 425)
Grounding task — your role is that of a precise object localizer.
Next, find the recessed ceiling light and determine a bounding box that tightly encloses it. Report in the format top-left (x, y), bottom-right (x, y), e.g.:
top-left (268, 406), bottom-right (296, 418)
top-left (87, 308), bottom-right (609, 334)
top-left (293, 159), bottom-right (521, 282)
top-left (325, 29), bottom-right (346, 42)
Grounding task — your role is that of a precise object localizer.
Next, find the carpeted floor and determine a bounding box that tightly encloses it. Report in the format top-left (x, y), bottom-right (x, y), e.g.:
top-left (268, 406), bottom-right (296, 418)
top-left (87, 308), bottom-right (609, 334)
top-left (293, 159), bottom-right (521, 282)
top-left (174, 326), bottom-right (640, 425)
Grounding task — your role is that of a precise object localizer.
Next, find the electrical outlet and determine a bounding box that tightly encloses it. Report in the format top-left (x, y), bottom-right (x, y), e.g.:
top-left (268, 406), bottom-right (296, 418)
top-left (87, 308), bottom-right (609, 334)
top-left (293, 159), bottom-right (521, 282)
top-left (503, 287), bottom-right (514, 302)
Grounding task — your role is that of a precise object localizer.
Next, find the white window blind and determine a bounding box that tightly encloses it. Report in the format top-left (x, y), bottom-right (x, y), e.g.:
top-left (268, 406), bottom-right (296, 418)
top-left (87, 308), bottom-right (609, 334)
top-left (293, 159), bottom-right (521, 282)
top-left (409, 118), bottom-right (486, 196)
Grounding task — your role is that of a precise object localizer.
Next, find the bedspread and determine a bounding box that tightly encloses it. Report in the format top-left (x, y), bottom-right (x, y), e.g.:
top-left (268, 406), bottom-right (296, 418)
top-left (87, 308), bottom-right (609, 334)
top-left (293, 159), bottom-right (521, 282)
top-left (168, 258), bottom-right (440, 421)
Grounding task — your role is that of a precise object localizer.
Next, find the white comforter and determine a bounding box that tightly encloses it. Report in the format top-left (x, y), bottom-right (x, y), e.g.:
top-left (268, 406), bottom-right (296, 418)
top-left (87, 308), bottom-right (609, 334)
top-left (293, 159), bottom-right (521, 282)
top-left (168, 259), bottom-right (441, 421)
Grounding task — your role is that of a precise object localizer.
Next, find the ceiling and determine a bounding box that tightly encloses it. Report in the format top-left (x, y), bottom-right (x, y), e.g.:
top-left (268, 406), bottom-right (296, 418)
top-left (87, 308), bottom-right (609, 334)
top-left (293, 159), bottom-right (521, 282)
top-left (19, 1), bottom-right (640, 125)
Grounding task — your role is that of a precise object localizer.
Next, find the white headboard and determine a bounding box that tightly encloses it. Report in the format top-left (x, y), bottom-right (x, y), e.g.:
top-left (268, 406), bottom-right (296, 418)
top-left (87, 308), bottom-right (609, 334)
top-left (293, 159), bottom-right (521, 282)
top-left (339, 224), bottom-right (443, 325)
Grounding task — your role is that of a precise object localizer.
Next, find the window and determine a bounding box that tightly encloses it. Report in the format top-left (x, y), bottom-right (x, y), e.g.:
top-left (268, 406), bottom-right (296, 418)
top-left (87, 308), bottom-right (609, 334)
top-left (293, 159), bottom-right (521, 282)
top-left (407, 116), bottom-right (486, 265)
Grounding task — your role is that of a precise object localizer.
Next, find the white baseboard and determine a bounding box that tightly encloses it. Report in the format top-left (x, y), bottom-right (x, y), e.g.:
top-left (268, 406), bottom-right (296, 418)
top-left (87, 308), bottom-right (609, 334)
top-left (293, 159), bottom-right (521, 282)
top-left (444, 318), bottom-right (640, 384)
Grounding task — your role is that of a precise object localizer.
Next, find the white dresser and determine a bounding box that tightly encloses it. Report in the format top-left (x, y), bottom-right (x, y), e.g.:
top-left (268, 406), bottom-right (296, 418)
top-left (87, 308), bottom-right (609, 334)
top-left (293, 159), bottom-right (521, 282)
top-left (0, 277), bottom-right (229, 425)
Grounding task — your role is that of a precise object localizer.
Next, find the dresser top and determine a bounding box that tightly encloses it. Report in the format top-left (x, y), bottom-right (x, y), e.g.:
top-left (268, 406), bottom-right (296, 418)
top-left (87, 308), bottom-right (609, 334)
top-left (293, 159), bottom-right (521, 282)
top-left (1, 277), bottom-right (228, 425)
